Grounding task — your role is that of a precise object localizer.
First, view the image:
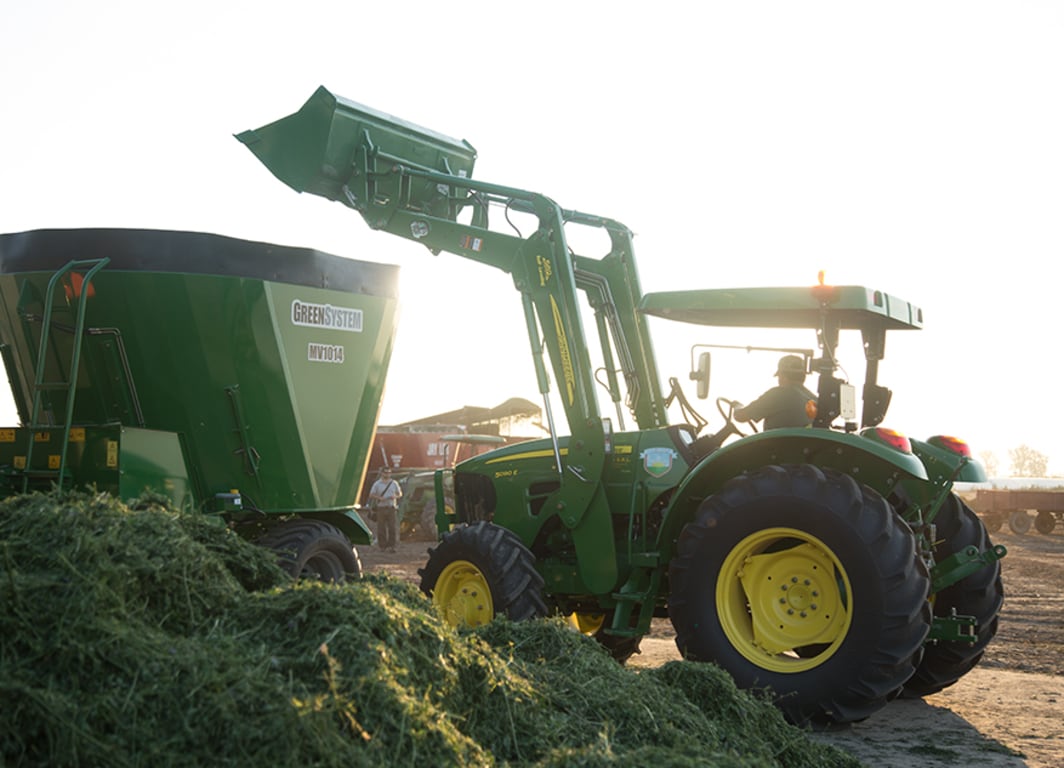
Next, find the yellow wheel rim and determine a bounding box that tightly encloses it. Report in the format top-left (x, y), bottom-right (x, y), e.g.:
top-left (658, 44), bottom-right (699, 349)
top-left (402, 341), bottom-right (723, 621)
top-left (716, 527), bottom-right (852, 673)
top-left (433, 560), bottom-right (494, 628)
top-left (568, 612), bottom-right (605, 635)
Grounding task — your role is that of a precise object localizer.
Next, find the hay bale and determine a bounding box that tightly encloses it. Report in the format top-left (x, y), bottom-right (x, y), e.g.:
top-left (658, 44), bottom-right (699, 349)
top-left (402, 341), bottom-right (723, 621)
top-left (0, 491), bottom-right (858, 767)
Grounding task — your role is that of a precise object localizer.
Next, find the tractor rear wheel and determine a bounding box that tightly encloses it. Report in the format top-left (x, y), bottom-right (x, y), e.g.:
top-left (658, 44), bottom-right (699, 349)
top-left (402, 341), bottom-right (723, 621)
top-left (903, 494), bottom-right (1003, 697)
top-left (668, 464), bottom-right (931, 727)
top-left (256, 519), bottom-right (361, 583)
top-left (419, 521), bottom-right (546, 627)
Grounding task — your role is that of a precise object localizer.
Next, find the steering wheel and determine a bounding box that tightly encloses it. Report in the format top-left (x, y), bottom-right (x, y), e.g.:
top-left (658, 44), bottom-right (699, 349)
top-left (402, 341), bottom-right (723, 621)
top-left (717, 397), bottom-right (758, 436)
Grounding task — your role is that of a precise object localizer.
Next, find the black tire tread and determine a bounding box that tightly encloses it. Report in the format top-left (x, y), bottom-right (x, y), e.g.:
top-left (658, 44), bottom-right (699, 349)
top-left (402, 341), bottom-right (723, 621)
top-left (903, 494), bottom-right (1003, 697)
top-left (256, 519), bottom-right (361, 582)
top-left (418, 521), bottom-right (547, 622)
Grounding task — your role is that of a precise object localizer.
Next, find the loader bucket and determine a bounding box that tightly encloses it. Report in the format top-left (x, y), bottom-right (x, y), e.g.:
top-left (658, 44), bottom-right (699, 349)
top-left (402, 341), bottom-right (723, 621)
top-left (237, 86), bottom-right (477, 215)
top-left (0, 228), bottom-right (399, 518)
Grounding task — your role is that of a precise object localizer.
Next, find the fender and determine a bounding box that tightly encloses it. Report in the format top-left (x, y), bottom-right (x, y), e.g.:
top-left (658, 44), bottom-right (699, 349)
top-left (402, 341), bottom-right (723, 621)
top-left (657, 428), bottom-right (928, 554)
top-left (301, 509), bottom-right (374, 546)
top-left (910, 437), bottom-right (988, 484)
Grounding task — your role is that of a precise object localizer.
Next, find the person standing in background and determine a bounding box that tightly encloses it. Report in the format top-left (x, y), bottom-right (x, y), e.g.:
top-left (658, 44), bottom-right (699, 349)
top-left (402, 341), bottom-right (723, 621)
top-left (367, 467), bottom-right (402, 552)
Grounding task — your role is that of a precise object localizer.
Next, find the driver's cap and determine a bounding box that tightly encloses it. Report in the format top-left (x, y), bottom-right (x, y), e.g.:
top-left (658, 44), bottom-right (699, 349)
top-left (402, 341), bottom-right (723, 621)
top-left (775, 355), bottom-right (806, 376)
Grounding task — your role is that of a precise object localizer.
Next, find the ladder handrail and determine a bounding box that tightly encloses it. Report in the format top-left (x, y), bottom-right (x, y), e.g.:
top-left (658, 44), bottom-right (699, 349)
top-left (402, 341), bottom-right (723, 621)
top-left (23, 258), bottom-right (109, 490)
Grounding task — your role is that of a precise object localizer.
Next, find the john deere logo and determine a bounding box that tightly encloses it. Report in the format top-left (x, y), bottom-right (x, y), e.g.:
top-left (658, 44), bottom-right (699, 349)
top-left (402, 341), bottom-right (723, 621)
top-left (640, 447), bottom-right (678, 478)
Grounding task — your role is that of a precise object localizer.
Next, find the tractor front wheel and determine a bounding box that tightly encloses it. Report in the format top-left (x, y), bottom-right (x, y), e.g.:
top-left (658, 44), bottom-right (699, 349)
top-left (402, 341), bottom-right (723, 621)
top-left (419, 521), bottom-right (546, 627)
top-left (903, 494), bottom-right (1003, 697)
top-left (668, 464), bottom-right (931, 727)
top-left (568, 612), bottom-right (644, 664)
top-left (256, 519), bottom-right (361, 583)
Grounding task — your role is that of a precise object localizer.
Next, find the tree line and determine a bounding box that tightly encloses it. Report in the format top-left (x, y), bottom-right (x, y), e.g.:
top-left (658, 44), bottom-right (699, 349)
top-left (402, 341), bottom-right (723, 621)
top-left (977, 444), bottom-right (1052, 478)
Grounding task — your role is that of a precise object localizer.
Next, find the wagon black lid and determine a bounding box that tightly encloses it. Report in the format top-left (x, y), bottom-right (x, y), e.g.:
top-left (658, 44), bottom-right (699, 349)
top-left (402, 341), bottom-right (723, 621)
top-left (0, 228), bottom-right (399, 298)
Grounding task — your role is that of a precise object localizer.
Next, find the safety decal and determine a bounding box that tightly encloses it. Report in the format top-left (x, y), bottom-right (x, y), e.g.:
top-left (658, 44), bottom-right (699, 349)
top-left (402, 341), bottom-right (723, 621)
top-left (550, 296), bottom-right (576, 406)
top-left (460, 234), bottom-right (483, 252)
top-left (640, 447), bottom-right (678, 478)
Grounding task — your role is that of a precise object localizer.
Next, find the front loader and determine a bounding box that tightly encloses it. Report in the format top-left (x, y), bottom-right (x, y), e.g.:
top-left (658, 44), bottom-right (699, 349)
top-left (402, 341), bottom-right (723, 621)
top-left (237, 87), bottom-right (1005, 726)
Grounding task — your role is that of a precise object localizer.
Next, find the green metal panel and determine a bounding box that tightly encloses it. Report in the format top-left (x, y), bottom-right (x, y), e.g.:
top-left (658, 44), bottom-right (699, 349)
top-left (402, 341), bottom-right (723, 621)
top-left (0, 425), bottom-right (190, 508)
top-left (0, 228), bottom-right (400, 516)
top-left (117, 427), bottom-right (193, 508)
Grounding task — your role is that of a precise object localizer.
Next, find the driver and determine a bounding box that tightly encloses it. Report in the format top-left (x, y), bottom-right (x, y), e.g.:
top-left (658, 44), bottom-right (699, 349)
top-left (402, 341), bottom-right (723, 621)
top-left (733, 355), bottom-right (817, 430)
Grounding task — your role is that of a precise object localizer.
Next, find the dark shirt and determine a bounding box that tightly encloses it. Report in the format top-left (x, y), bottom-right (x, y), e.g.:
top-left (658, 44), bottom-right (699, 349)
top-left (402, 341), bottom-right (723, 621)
top-left (736, 383), bottom-right (817, 430)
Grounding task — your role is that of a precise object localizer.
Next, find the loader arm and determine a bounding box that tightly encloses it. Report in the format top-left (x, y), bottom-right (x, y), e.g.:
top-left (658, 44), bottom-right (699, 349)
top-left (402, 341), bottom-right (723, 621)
top-left (237, 86), bottom-right (667, 592)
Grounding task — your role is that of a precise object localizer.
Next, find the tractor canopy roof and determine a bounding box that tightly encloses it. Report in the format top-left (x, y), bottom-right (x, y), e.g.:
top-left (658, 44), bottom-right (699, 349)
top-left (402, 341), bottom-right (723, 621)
top-left (639, 285), bottom-right (923, 332)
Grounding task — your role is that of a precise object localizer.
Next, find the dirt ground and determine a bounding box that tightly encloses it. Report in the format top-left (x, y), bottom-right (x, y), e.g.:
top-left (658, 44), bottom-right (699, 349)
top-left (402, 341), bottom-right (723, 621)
top-left (359, 523), bottom-right (1063, 768)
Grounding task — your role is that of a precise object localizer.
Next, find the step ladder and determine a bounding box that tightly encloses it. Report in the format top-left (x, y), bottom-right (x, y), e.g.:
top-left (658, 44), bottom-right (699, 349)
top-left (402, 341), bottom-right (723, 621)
top-left (22, 258), bottom-right (109, 492)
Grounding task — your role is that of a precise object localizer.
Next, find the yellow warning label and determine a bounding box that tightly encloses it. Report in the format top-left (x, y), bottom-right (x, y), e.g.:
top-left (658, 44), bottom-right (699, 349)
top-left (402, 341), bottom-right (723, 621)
top-left (34, 432), bottom-right (50, 443)
top-left (48, 455), bottom-right (60, 469)
top-left (13, 456), bottom-right (25, 469)
top-left (0, 429), bottom-right (14, 443)
top-left (106, 441), bottom-right (118, 468)
top-left (70, 428), bottom-right (85, 443)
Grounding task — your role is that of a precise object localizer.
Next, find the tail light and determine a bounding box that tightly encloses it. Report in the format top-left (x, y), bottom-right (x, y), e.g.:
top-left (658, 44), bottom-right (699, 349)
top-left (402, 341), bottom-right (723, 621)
top-left (927, 435), bottom-right (972, 458)
top-left (866, 427), bottom-right (913, 454)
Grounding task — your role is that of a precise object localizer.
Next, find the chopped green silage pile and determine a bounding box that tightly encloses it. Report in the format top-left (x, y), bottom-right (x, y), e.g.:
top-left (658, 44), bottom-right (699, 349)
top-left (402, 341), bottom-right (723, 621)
top-left (0, 491), bottom-right (860, 767)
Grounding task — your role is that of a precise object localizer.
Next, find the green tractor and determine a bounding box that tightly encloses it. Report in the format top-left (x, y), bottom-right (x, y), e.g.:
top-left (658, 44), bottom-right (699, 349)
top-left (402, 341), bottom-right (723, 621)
top-left (238, 88), bottom-right (1005, 726)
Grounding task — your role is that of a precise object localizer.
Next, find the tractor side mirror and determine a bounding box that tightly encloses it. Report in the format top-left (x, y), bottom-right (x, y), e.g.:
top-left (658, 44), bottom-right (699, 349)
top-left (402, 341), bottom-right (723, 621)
top-left (690, 351), bottom-right (711, 399)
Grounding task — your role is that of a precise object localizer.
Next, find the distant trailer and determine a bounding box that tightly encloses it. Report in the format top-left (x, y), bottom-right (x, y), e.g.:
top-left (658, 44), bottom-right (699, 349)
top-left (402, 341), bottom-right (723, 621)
top-left (964, 489), bottom-right (1064, 535)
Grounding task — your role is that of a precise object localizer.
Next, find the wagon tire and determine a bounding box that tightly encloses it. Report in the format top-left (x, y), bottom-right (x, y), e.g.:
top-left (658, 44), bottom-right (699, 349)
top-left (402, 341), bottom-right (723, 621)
top-left (903, 494), bottom-right (1004, 697)
top-left (668, 464), bottom-right (930, 727)
top-left (1035, 511), bottom-right (1056, 535)
top-left (256, 519), bottom-right (361, 583)
top-left (419, 521), bottom-right (546, 627)
top-left (1008, 511), bottom-right (1031, 535)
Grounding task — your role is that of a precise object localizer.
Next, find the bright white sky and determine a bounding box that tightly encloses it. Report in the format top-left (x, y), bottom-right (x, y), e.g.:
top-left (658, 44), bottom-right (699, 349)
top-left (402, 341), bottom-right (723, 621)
top-left (2, 1), bottom-right (1062, 475)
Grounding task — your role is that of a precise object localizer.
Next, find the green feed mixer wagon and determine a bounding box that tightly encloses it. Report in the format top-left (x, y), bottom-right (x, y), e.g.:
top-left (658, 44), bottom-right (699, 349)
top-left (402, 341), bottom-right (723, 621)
top-left (238, 87), bottom-right (1006, 726)
top-left (0, 228), bottom-right (399, 580)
